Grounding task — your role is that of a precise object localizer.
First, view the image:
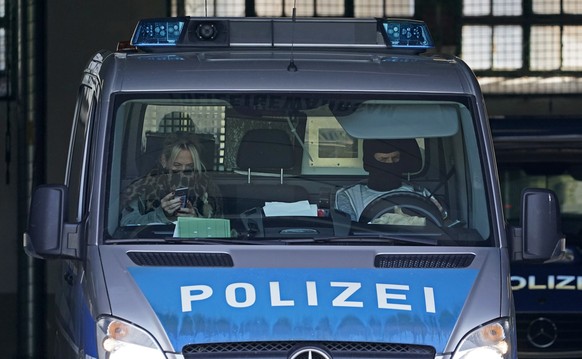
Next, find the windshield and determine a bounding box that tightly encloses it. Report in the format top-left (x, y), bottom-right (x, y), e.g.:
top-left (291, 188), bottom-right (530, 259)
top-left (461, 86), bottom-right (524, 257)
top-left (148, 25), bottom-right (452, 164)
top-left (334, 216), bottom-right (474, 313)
top-left (105, 94), bottom-right (492, 246)
top-left (499, 164), bottom-right (582, 244)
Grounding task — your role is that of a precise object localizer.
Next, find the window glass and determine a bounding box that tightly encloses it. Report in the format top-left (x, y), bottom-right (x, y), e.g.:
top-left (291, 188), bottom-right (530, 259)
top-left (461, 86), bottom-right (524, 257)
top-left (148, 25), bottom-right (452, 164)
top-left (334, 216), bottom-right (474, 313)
top-left (256, 0), bottom-right (345, 16)
top-left (355, 0), bottom-right (414, 17)
top-left (0, 28), bottom-right (4, 71)
top-left (493, 26), bottom-right (522, 70)
top-left (532, 0), bottom-right (560, 14)
top-left (564, 0), bottom-right (582, 14)
top-left (493, 0), bottom-right (521, 16)
top-left (255, 1), bottom-right (283, 16)
top-left (499, 169), bottom-right (582, 225)
top-left (107, 94), bottom-right (492, 247)
top-left (562, 26), bottom-right (582, 70)
top-left (530, 26), bottom-right (561, 71)
top-left (463, 0), bottom-right (490, 16)
top-left (185, 0), bottom-right (245, 16)
top-left (316, 0), bottom-right (344, 16)
top-left (462, 0), bottom-right (582, 76)
top-left (461, 26), bottom-right (492, 70)
top-left (284, 0), bottom-right (315, 17)
top-left (462, 25), bottom-right (522, 71)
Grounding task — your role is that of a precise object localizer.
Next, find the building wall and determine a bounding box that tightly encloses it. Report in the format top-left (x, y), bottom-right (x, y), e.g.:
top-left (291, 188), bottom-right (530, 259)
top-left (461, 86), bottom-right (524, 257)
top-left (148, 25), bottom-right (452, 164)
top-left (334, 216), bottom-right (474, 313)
top-left (46, 1), bottom-right (167, 184)
top-left (486, 96), bottom-right (582, 118)
top-left (0, 2), bottom-right (167, 358)
top-left (0, 100), bottom-right (19, 355)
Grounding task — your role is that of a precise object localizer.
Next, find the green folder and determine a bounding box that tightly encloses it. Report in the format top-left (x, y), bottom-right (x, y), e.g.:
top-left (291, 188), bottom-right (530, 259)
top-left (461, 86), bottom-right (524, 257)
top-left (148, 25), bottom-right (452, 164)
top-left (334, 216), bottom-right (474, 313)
top-left (176, 217), bottom-right (231, 238)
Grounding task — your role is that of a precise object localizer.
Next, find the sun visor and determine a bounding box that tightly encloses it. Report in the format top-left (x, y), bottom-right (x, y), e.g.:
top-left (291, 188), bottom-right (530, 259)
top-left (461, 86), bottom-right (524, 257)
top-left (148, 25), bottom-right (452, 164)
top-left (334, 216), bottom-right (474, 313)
top-left (336, 103), bottom-right (460, 139)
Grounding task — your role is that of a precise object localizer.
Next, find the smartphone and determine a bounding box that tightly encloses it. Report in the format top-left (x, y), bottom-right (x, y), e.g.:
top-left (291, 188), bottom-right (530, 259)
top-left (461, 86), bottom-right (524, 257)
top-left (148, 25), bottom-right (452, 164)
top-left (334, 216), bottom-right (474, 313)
top-left (174, 187), bottom-right (189, 208)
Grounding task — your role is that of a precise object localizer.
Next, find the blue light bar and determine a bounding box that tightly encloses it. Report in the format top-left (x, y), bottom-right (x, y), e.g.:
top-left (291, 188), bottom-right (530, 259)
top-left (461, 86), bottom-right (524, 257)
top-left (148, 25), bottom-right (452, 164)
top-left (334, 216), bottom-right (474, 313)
top-left (128, 17), bottom-right (434, 52)
top-left (131, 18), bottom-right (186, 47)
top-left (380, 19), bottom-right (434, 49)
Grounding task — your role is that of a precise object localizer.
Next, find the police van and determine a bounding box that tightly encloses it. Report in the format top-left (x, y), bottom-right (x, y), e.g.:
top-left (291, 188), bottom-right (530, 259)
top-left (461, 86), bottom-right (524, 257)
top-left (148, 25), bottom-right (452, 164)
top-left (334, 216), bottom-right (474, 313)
top-left (24, 17), bottom-right (564, 359)
top-left (492, 116), bottom-right (582, 358)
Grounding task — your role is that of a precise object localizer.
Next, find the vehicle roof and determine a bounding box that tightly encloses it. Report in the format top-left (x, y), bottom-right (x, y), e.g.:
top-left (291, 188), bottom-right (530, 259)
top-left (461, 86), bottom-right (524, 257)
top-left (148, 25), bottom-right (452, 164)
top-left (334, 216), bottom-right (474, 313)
top-left (490, 116), bottom-right (582, 164)
top-left (103, 48), bottom-right (475, 94)
top-left (490, 116), bottom-right (582, 140)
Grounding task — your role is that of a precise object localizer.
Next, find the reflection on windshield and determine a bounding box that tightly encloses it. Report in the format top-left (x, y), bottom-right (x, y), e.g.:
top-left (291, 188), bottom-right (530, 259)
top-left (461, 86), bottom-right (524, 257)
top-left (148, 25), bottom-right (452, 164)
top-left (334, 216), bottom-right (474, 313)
top-left (106, 94), bottom-right (492, 246)
top-left (500, 169), bottom-right (582, 219)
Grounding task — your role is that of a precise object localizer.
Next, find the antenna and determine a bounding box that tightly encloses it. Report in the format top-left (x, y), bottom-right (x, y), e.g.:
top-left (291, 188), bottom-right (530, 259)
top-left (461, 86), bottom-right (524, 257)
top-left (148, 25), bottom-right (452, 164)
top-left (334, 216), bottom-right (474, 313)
top-left (205, 0), bottom-right (208, 17)
top-left (287, 0), bottom-right (298, 72)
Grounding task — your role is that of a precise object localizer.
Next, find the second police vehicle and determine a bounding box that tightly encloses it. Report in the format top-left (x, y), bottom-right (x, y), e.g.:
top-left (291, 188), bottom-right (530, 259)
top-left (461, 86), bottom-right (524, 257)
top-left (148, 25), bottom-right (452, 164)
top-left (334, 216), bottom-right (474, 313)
top-left (24, 16), bottom-right (564, 359)
top-left (492, 116), bottom-right (582, 359)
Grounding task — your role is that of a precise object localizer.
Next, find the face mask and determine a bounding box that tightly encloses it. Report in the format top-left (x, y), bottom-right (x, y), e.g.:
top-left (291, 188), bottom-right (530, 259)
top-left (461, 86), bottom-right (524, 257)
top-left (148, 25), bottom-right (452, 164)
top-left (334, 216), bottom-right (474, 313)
top-left (363, 139), bottom-right (421, 191)
top-left (168, 169), bottom-right (195, 189)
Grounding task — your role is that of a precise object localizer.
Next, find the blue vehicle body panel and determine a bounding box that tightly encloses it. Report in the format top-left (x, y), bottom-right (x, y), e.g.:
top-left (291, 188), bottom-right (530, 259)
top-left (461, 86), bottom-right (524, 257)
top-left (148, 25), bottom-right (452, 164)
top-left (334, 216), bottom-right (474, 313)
top-left (129, 267), bottom-right (478, 352)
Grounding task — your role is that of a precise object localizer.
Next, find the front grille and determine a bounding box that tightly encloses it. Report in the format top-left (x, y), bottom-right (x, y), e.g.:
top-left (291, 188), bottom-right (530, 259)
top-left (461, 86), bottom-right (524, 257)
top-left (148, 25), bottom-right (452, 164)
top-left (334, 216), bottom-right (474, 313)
top-left (375, 254), bottom-right (474, 268)
top-left (182, 341), bottom-right (435, 358)
top-left (516, 313), bottom-right (582, 356)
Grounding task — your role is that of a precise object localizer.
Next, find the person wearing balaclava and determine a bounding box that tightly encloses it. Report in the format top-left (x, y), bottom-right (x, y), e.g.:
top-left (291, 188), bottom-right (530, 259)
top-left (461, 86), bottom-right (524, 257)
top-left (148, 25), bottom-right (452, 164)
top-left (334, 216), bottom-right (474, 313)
top-left (120, 132), bottom-right (222, 225)
top-left (335, 138), bottom-right (423, 221)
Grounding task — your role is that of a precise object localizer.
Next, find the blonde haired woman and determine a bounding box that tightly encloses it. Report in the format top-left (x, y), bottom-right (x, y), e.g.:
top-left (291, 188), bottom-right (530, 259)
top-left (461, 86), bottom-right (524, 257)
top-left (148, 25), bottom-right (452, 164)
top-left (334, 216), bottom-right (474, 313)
top-left (121, 132), bottom-right (221, 225)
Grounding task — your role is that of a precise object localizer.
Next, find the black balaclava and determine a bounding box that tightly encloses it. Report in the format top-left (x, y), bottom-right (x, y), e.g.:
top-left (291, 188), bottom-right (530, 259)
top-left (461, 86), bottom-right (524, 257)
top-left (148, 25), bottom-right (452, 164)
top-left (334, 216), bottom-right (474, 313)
top-left (363, 139), bottom-right (422, 191)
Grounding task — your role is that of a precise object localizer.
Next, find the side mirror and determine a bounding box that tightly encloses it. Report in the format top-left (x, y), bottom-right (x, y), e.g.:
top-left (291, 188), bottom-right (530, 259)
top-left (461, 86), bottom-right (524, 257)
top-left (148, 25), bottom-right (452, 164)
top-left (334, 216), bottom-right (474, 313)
top-left (23, 185), bottom-right (81, 260)
top-left (511, 188), bottom-right (565, 262)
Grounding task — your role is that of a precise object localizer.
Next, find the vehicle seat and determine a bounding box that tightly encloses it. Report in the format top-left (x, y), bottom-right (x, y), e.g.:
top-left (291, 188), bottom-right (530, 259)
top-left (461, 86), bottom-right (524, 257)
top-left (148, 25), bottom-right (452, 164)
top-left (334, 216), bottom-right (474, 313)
top-left (157, 111), bottom-right (197, 133)
top-left (222, 128), bottom-right (310, 214)
top-left (137, 112), bottom-right (217, 174)
top-left (236, 128), bottom-right (295, 180)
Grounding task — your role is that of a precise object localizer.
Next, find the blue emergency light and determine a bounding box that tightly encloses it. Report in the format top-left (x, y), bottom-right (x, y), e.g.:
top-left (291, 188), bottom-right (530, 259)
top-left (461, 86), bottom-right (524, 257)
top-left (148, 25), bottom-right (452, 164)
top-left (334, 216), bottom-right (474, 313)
top-left (130, 18), bottom-right (186, 46)
top-left (382, 20), bottom-right (433, 48)
top-left (129, 17), bottom-right (434, 52)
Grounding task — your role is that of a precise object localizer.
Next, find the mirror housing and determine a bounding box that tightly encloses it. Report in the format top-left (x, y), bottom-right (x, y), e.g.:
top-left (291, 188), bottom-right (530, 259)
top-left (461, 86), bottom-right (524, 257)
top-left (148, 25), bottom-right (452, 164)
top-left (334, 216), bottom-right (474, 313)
top-left (23, 185), bottom-right (81, 260)
top-left (511, 188), bottom-right (565, 262)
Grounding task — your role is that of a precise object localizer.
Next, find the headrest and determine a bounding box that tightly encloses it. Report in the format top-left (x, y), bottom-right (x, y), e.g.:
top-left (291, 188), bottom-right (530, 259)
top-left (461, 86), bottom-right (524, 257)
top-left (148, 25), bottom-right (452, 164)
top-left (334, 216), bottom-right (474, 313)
top-left (158, 111), bottom-right (196, 133)
top-left (236, 129), bottom-right (294, 170)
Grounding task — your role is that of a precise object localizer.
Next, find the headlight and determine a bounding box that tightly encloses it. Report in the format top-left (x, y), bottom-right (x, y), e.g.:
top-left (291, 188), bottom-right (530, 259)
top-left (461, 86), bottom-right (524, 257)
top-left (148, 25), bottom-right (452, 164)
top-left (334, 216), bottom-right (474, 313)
top-left (96, 317), bottom-right (167, 359)
top-left (452, 318), bottom-right (513, 359)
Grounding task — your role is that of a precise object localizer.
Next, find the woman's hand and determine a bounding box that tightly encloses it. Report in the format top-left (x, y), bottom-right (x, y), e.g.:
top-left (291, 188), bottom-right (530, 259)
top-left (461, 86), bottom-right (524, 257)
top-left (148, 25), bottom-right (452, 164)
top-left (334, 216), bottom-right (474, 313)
top-left (175, 200), bottom-right (197, 217)
top-left (160, 192), bottom-right (183, 217)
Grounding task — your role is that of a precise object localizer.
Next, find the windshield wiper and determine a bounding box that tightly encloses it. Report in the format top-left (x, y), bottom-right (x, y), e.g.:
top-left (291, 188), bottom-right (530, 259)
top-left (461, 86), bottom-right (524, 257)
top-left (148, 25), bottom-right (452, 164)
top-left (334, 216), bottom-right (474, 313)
top-left (110, 234), bottom-right (440, 246)
top-left (163, 237), bottom-right (267, 245)
top-left (264, 233), bottom-right (439, 246)
top-left (107, 237), bottom-right (269, 245)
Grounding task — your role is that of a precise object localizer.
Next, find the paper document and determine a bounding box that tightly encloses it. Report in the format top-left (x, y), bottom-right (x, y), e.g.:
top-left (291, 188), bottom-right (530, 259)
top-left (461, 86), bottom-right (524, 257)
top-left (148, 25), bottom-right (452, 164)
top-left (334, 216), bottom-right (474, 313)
top-left (263, 200), bottom-right (318, 217)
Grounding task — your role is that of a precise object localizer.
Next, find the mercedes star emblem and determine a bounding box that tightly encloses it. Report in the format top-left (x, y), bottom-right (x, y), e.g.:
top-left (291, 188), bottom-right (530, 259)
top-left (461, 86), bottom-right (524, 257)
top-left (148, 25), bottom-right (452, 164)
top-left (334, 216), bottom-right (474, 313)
top-left (527, 317), bottom-right (558, 349)
top-left (289, 346), bottom-right (332, 359)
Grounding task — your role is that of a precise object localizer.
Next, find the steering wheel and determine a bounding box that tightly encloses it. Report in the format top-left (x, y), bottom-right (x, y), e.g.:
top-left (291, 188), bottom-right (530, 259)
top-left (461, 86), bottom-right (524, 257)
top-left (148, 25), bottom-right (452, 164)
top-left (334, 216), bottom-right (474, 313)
top-left (359, 191), bottom-right (444, 226)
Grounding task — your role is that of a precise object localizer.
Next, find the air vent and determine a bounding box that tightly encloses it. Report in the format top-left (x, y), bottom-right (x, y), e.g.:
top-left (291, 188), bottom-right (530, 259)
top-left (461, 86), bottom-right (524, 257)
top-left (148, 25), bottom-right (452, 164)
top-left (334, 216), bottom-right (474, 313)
top-left (127, 251), bottom-right (233, 267)
top-left (375, 253), bottom-right (474, 268)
